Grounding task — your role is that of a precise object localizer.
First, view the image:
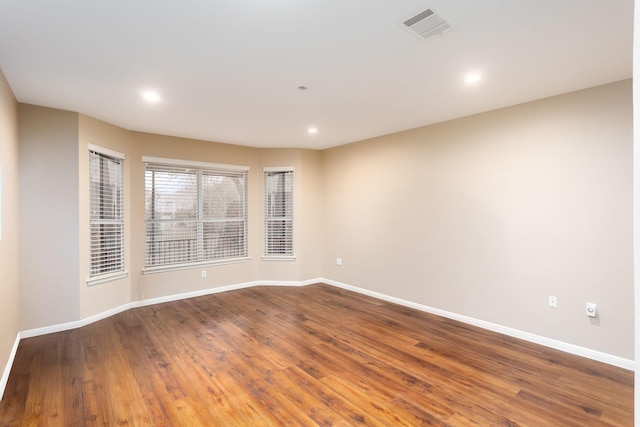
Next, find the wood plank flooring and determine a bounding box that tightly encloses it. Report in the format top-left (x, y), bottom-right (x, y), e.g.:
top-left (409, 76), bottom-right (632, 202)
top-left (0, 283), bottom-right (633, 426)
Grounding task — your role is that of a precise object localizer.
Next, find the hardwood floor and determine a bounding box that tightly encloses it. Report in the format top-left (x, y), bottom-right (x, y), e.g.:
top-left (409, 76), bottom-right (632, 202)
top-left (0, 283), bottom-right (633, 426)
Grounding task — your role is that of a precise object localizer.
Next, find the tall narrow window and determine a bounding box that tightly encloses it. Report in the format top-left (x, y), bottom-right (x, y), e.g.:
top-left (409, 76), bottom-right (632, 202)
top-left (89, 147), bottom-right (124, 277)
top-left (264, 168), bottom-right (294, 257)
top-left (144, 158), bottom-right (248, 268)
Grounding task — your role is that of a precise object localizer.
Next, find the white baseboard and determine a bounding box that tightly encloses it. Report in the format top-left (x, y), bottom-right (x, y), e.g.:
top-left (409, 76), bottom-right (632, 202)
top-left (20, 302), bottom-right (139, 339)
top-left (20, 279), bottom-right (320, 338)
top-left (0, 333), bottom-right (21, 402)
top-left (5, 275), bottom-right (633, 400)
top-left (321, 278), bottom-right (635, 371)
top-left (138, 281), bottom-right (262, 308)
top-left (1, 279), bottom-right (318, 401)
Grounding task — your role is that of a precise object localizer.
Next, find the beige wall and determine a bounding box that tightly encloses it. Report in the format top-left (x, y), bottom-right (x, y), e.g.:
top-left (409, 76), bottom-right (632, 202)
top-left (0, 69), bottom-right (20, 387)
top-left (257, 148), bottom-right (301, 281)
top-left (130, 132), bottom-right (260, 299)
top-left (321, 80), bottom-right (633, 359)
top-left (78, 115), bottom-right (133, 318)
top-left (129, 133), bottom-right (322, 300)
top-left (12, 114), bottom-right (323, 326)
top-left (257, 148), bottom-right (323, 282)
top-left (18, 104), bottom-right (80, 330)
top-left (298, 149), bottom-right (323, 280)
top-left (6, 78), bottom-right (633, 362)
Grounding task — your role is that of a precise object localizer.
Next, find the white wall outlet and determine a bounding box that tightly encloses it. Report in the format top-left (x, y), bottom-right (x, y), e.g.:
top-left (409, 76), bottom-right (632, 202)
top-left (586, 303), bottom-right (597, 317)
top-left (548, 296), bottom-right (557, 308)
top-left (201, 270), bottom-right (207, 278)
top-left (336, 258), bottom-right (343, 266)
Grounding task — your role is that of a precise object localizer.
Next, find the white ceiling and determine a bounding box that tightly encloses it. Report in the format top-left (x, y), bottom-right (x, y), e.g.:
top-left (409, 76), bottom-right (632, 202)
top-left (0, 0), bottom-right (633, 149)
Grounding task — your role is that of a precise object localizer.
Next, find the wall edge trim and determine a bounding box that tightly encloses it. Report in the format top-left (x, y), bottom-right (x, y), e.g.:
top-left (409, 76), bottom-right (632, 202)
top-left (321, 278), bottom-right (636, 371)
top-left (19, 279), bottom-right (320, 339)
top-left (0, 332), bottom-right (21, 402)
top-left (11, 276), bottom-right (633, 391)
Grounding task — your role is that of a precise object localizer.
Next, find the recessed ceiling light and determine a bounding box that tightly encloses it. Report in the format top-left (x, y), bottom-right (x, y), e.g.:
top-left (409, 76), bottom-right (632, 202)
top-left (141, 90), bottom-right (161, 103)
top-left (307, 127), bottom-right (318, 135)
top-left (464, 73), bottom-right (482, 84)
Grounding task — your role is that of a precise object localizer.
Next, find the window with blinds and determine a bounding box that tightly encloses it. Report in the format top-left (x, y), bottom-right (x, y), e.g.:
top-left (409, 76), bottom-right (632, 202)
top-left (89, 149), bottom-right (124, 277)
top-left (145, 161), bottom-right (247, 268)
top-left (264, 169), bottom-right (293, 257)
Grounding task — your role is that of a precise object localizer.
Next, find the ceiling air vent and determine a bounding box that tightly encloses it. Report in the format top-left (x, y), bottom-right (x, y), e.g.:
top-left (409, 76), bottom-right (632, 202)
top-left (402, 8), bottom-right (451, 41)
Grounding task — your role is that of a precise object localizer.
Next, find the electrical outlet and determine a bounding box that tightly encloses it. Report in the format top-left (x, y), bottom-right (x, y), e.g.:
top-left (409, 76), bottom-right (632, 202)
top-left (201, 270), bottom-right (207, 278)
top-left (548, 296), bottom-right (557, 308)
top-left (336, 258), bottom-right (343, 266)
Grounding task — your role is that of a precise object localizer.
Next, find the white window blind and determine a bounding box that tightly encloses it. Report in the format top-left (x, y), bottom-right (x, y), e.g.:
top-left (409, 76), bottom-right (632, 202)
top-left (264, 169), bottom-right (293, 256)
top-left (145, 162), bottom-right (247, 267)
top-left (89, 149), bottom-right (124, 277)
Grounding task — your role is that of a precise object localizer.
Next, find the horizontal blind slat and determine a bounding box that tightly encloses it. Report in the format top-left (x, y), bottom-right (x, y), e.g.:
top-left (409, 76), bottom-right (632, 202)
top-left (264, 170), bottom-right (294, 256)
top-left (145, 162), bottom-right (247, 267)
top-left (89, 150), bottom-right (125, 277)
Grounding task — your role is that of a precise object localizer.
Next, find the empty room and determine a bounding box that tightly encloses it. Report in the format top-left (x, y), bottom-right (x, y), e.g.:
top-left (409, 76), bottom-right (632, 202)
top-left (0, 0), bottom-right (637, 425)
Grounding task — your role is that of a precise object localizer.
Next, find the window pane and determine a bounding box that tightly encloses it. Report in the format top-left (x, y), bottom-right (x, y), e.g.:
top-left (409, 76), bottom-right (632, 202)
top-left (145, 168), bottom-right (197, 220)
top-left (264, 170), bottom-right (293, 256)
top-left (89, 150), bottom-right (124, 277)
top-left (145, 221), bottom-right (197, 266)
top-left (265, 218), bottom-right (293, 255)
top-left (144, 162), bottom-right (247, 267)
top-left (203, 220), bottom-right (246, 259)
top-left (201, 173), bottom-right (245, 219)
top-left (90, 222), bottom-right (124, 274)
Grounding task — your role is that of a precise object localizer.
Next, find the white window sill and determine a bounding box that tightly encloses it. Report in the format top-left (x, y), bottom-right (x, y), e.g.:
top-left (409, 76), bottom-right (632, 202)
top-left (261, 256), bottom-right (297, 262)
top-left (142, 257), bottom-right (251, 275)
top-left (87, 271), bottom-right (129, 286)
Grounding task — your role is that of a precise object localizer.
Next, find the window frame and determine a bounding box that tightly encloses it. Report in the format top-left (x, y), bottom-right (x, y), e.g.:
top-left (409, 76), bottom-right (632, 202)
top-left (263, 167), bottom-right (295, 261)
top-left (143, 156), bottom-right (250, 273)
top-left (87, 144), bottom-right (127, 285)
